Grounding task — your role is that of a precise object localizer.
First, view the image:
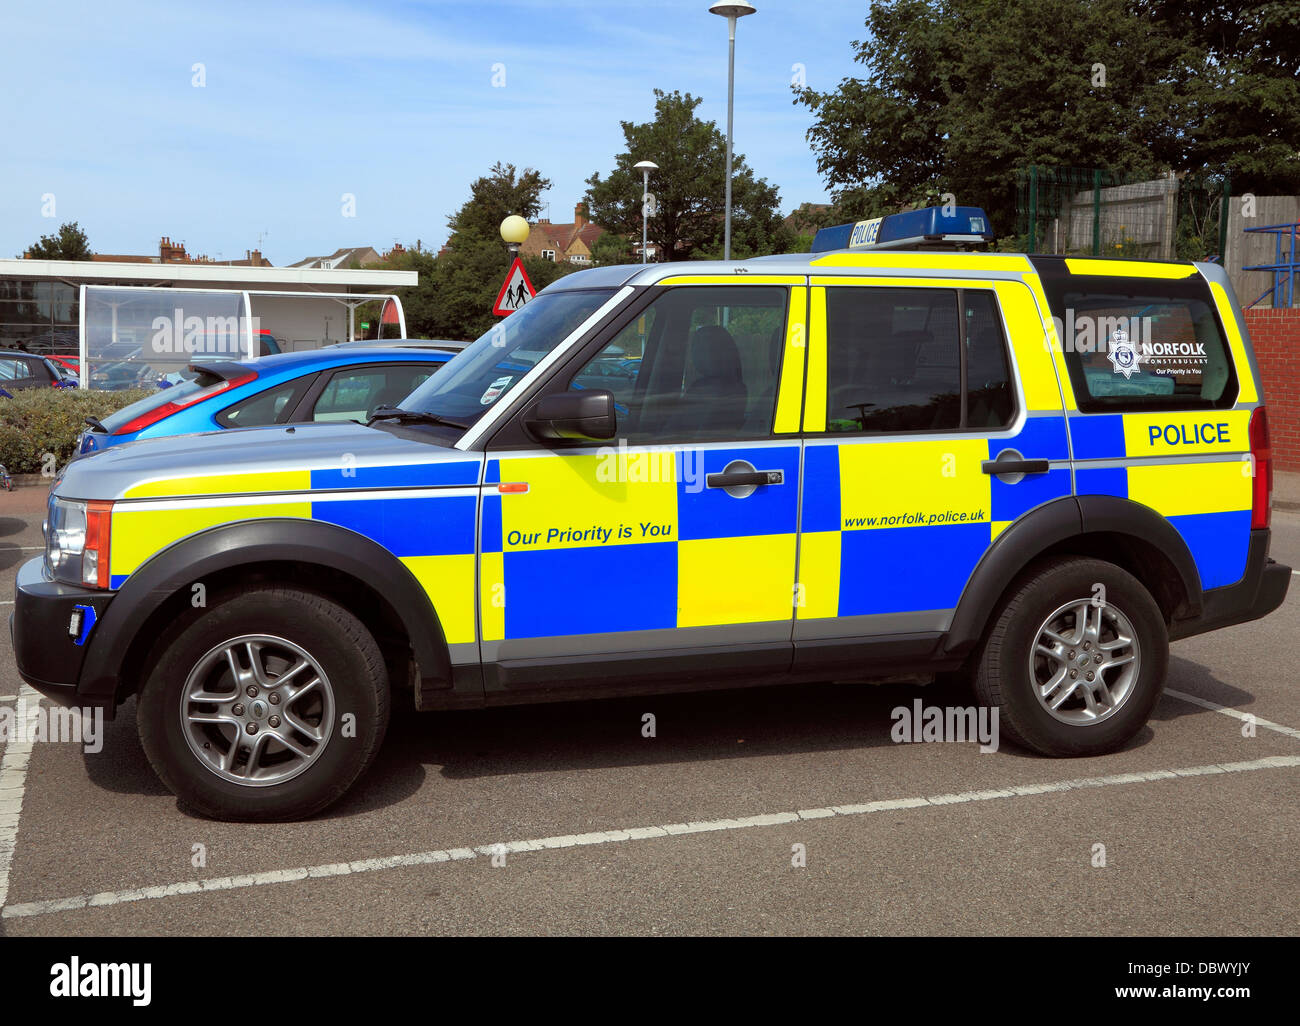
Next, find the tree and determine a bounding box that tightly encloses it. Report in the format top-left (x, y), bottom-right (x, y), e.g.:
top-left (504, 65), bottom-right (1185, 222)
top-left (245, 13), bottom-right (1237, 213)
top-left (24, 221), bottom-right (93, 260)
top-left (585, 89), bottom-right (791, 261)
top-left (590, 232), bottom-right (631, 266)
top-left (794, 1), bottom-right (1299, 238)
top-left (424, 163), bottom-right (580, 341)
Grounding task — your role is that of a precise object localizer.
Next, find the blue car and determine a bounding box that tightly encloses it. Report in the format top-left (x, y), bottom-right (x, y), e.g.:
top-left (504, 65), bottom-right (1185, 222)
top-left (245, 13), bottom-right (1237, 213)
top-left (76, 347), bottom-right (455, 455)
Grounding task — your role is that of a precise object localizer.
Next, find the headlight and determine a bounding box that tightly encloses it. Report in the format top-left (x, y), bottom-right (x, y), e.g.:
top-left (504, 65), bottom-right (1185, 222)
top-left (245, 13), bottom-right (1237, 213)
top-left (44, 496), bottom-right (114, 588)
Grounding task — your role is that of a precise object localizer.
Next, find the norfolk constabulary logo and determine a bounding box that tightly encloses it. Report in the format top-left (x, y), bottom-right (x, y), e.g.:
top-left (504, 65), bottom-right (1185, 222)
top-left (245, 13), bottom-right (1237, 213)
top-left (1107, 328), bottom-right (1142, 379)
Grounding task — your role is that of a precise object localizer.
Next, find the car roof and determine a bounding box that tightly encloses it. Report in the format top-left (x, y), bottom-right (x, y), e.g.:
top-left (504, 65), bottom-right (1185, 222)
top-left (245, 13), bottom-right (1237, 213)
top-left (541, 251), bottom-right (1206, 291)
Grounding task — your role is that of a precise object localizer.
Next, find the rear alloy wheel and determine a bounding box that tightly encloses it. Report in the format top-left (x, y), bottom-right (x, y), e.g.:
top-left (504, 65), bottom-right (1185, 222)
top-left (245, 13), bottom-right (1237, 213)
top-left (138, 587), bottom-right (390, 821)
top-left (973, 558), bottom-right (1167, 756)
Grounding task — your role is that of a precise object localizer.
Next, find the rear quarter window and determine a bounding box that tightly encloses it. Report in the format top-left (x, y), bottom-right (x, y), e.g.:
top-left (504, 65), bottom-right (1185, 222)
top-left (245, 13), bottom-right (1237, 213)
top-left (1041, 272), bottom-right (1238, 412)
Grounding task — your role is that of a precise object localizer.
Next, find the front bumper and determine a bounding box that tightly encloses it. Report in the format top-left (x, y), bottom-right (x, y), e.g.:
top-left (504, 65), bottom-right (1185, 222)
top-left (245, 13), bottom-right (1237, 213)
top-left (11, 556), bottom-right (115, 711)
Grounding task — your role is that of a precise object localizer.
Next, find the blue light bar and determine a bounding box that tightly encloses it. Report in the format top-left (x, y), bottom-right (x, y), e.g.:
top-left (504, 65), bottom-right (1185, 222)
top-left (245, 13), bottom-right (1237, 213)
top-left (810, 205), bottom-right (995, 253)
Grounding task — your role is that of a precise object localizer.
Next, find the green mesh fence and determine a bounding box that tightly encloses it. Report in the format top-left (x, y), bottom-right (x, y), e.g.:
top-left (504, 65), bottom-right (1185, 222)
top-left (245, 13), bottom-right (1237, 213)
top-left (1015, 166), bottom-right (1230, 260)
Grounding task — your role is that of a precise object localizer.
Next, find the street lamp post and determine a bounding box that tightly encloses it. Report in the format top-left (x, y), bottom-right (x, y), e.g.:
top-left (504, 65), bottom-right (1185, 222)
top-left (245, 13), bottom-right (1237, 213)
top-left (499, 214), bottom-right (530, 269)
top-left (633, 160), bottom-right (658, 263)
top-left (709, 1), bottom-right (756, 262)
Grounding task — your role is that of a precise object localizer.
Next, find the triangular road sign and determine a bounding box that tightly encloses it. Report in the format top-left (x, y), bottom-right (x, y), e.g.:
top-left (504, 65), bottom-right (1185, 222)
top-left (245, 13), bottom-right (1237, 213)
top-left (493, 258), bottom-right (537, 316)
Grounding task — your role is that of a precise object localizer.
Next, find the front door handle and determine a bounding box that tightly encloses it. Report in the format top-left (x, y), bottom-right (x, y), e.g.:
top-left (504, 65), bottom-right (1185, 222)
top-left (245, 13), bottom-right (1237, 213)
top-left (981, 458), bottom-right (1050, 476)
top-left (706, 469), bottom-right (784, 488)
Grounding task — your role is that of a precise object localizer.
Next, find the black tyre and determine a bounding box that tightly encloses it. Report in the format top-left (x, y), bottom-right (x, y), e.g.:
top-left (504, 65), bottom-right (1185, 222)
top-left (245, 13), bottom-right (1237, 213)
top-left (972, 557), bottom-right (1167, 756)
top-left (137, 587), bottom-right (390, 821)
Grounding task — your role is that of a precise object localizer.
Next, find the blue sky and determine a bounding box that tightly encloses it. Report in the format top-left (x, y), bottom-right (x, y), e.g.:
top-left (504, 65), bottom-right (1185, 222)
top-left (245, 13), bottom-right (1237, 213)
top-left (2, 0), bottom-right (869, 265)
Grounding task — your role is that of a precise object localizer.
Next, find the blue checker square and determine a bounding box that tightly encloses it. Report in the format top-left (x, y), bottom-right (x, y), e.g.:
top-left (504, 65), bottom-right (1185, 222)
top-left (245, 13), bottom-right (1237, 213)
top-left (995, 415), bottom-right (1070, 462)
top-left (800, 444), bottom-right (841, 533)
top-left (1069, 413), bottom-right (1126, 461)
top-left (311, 494), bottom-right (477, 557)
top-left (676, 445), bottom-right (800, 541)
top-left (1168, 510), bottom-right (1251, 590)
top-left (839, 522), bottom-right (990, 615)
top-left (1074, 466), bottom-right (1128, 500)
top-left (504, 541), bottom-right (677, 638)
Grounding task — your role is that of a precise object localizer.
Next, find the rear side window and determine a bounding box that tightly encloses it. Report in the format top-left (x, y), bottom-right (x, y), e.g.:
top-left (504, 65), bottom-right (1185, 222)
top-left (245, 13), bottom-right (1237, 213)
top-left (1042, 276), bottom-right (1237, 411)
top-left (822, 287), bottom-right (1014, 434)
top-left (217, 377), bottom-right (312, 428)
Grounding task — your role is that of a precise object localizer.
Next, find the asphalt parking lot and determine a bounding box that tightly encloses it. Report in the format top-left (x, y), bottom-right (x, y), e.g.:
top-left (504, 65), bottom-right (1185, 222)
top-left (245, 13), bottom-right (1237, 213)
top-left (1, 486), bottom-right (1296, 936)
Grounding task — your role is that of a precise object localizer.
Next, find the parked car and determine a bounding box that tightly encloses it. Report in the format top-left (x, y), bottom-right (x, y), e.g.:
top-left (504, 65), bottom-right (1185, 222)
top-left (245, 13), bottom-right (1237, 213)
top-left (0, 349), bottom-right (70, 391)
top-left (75, 347), bottom-right (454, 455)
top-left (14, 204), bottom-right (1289, 820)
top-left (48, 355), bottom-right (81, 376)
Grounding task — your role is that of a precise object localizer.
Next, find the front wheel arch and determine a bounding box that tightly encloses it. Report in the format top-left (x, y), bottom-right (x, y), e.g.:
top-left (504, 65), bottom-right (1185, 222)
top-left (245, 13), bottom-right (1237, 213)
top-left (82, 518), bottom-right (452, 705)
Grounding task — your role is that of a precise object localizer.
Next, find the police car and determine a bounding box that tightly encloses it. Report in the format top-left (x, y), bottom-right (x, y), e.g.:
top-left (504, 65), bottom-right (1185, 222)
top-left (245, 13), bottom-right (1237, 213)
top-left (14, 206), bottom-right (1289, 820)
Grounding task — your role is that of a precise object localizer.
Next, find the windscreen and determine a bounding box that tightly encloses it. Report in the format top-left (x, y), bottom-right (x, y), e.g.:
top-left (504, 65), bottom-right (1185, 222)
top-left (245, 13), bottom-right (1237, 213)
top-left (400, 289), bottom-right (615, 429)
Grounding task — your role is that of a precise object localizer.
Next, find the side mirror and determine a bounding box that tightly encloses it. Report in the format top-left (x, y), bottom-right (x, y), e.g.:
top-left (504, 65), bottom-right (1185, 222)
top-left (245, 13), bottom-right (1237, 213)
top-left (524, 389), bottom-right (617, 442)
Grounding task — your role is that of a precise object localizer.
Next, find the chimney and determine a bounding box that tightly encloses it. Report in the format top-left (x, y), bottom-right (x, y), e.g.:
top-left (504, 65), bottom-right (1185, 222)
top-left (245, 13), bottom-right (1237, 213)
top-left (251, 249), bottom-right (262, 265)
top-left (574, 202), bottom-right (585, 229)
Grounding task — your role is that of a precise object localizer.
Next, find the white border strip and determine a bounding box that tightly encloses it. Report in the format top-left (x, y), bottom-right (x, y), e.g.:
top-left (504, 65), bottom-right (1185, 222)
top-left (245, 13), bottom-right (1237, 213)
top-left (4, 753), bottom-right (1297, 921)
top-left (1165, 688), bottom-right (1300, 741)
top-left (0, 685), bottom-right (40, 911)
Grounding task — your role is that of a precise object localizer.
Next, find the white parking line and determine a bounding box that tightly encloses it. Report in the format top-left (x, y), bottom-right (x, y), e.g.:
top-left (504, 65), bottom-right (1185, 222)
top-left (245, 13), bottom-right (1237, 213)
top-left (1165, 688), bottom-right (1300, 741)
top-left (3, 752), bottom-right (1298, 921)
top-left (0, 685), bottom-right (40, 912)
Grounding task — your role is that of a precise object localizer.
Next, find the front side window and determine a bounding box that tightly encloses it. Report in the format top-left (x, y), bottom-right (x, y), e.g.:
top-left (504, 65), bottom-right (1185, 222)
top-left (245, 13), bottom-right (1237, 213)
top-left (567, 286), bottom-right (788, 444)
top-left (822, 287), bottom-right (1014, 434)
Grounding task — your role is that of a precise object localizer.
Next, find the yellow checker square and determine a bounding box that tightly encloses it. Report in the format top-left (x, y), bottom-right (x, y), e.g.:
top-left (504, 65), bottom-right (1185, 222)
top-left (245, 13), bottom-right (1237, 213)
top-left (124, 470), bottom-right (310, 499)
top-left (498, 453), bottom-right (678, 551)
top-left (795, 530), bottom-right (840, 620)
top-left (479, 550), bottom-right (505, 642)
top-left (677, 534), bottom-right (796, 628)
top-left (111, 502), bottom-right (311, 578)
top-left (838, 439), bottom-right (990, 528)
top-left (993, 280), bottom-right (1063, 413)
top-left (402, 553), bottom-right (477, 646)
top-left (1127, 460), bottom-right (1252, 519)
top-left (1209, 281), bottom-right (1259, 405)
top-left (1122, 409), bottom-right (1250, 459)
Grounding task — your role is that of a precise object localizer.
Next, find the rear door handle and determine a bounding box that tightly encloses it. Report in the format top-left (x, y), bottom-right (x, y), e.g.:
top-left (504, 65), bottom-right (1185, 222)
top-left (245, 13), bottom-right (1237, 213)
top-left (706, 469), bottom-right (784, 488)
top-left (981, 458), bottom-right (1050, 476)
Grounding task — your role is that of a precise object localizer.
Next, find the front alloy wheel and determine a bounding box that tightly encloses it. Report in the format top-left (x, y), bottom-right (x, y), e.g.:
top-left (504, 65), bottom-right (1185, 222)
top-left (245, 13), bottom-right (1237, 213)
top-left (182, 635), bottom-right (335, 786)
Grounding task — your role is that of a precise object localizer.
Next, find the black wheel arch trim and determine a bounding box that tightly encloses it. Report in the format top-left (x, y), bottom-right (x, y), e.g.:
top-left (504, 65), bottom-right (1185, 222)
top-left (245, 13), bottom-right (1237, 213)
top-left (944, 495), bottom-right (1203, 658)
top-left (78, 518), bottom-right (451, 701)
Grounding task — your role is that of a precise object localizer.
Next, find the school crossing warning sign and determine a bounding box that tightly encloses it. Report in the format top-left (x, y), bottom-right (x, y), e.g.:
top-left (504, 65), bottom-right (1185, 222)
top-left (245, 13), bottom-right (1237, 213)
top-left (493, 258), bottom-right (537, 316)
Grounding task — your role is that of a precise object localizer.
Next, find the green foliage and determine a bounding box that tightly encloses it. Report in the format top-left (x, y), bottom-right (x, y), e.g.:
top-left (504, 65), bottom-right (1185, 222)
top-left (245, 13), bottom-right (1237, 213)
top-left (591, 232), bottom-right (632, 266)
top-left (0, 389), bottom-right (150, 474)
top-left (585, 89), bottom-right (792, 261)
top-left (23, 221), bottom-right (94, 261)
top-left (795, 0), bottom-right (1300, 238)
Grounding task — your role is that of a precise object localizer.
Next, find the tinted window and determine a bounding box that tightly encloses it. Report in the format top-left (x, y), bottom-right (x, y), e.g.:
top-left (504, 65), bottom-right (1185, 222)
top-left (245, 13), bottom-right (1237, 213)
top-left (217, 378), bottom-right (312, 428)
top-left (1052, 287), bottom-right (1236, 410)
top-left (312, 365), bottom-right (436, 422)
top-left (824, 287), bottom-right (1013, 434)
top-left (568, 286), bottom-right (788, 443)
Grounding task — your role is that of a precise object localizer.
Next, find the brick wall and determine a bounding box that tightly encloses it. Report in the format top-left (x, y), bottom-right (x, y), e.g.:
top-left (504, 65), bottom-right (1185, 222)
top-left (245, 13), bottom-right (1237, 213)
top-left (1245, 308), bottom-right (1300, 470)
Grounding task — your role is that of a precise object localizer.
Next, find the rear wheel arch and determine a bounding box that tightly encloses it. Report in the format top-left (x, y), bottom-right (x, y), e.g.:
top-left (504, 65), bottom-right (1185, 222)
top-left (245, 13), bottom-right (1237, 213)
top-left (945, 496), bottom-right (1202, 658)
top-left (85, 518), bottom-right (452, 704)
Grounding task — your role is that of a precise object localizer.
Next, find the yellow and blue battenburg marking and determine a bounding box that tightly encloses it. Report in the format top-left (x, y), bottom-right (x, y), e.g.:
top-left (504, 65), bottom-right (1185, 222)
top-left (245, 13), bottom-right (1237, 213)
top-left (1070, 410), bottom-right (1253, 589)
top-left (109, 459), bottom-right (485, 645)
top-left (797, 414), bottom-right (1071, 618)
top-left (481, 447), bottom-right (800, 640)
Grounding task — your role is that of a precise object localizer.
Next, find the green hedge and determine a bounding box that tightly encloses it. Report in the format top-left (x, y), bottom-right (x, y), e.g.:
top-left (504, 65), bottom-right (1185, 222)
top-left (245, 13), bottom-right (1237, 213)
top-left (0, 388), bottom-right (151, 474)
